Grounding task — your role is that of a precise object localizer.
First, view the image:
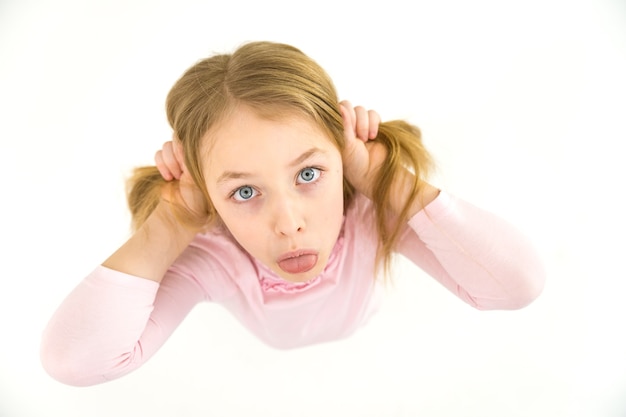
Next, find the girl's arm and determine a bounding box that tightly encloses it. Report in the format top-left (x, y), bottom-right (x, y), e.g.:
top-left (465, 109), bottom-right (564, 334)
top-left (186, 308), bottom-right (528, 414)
top-left (373, 155), bottom-right (543, 310)
top-left (40, 266), bottom-right (206, 386)
top-left (40, 204), bottom-right (206, 386)
top-left (107, 137), bottom-right (208, 283)
top-left (103, 200), bottom-right (198, 282)
top-left (338, 102), bottom-right (544, 309)
top-left (396, 191), bottom-right (546, 310)
top-left (41, 137), bottom-right (211, 386)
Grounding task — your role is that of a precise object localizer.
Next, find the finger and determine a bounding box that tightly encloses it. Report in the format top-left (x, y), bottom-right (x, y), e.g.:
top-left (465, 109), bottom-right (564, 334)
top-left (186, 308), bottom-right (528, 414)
top-left (340, 101), bottom-right (356, 126)
top-left (172, 140), bottom-right (186, 172)
top-left (162, 141), bottom-right (183, 180)
top-left (354, 106), bottom-right (369, 142)
top-left (368, 109), bottom-right (380, 139)
top-left (155, 150), bottom-right (174, 181)
top-left (339, 102), bottom-right (357, 142)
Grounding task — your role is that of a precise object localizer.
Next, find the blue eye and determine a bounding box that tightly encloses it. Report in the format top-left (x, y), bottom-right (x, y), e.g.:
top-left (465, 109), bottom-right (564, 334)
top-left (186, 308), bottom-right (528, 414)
top-left (297, 167), bottom-right (321, 184)
top-left (233, 186), bottom-right (257, 201)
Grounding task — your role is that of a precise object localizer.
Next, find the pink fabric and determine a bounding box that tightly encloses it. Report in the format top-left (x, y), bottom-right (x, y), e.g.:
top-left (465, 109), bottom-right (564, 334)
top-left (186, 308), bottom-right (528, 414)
top-left (40, 192), bottom-right (545, 386)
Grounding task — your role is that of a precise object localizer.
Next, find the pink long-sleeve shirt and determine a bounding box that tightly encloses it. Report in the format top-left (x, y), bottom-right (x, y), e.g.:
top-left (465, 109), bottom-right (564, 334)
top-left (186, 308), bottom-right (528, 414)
top-left (41, 192), bottom-right (545, 386)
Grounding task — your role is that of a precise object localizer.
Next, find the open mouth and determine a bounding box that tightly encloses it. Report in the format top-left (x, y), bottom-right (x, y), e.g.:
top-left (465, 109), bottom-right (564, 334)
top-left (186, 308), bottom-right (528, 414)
top-left (276, 250), bottom-right (318, 274)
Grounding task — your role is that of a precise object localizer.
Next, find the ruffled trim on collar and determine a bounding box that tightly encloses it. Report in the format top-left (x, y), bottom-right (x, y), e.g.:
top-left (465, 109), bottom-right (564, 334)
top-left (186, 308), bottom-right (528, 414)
top-left (254, 233), bottom-right (345, 294)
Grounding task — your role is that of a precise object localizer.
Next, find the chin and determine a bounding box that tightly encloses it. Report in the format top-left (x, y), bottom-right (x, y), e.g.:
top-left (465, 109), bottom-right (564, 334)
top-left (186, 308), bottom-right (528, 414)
top-left (274, 262), bottom-right (326, 283)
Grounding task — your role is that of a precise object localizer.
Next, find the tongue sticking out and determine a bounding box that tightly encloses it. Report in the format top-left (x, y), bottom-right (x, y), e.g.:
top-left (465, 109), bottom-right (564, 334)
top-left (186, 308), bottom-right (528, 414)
top-left (278, 254), bottom-right (318, 274)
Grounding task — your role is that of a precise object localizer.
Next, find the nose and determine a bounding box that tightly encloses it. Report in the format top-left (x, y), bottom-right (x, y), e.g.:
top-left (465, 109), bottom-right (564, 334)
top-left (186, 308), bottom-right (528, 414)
top-left (272, 194), bottom-right (305, 237)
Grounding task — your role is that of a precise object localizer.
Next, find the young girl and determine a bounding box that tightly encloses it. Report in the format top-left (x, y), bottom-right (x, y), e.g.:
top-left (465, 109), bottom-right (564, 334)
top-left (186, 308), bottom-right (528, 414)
top-left (40, 41), bottom-right (545, 387)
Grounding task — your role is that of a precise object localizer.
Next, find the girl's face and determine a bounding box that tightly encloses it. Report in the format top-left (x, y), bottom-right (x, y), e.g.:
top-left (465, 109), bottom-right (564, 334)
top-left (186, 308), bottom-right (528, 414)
top-left (203, 106), bottom-right (345, 282)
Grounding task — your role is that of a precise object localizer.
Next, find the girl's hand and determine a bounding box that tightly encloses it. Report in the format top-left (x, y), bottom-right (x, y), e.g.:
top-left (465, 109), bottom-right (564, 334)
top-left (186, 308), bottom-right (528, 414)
top-left (155, 138), bottom-right (185, 181)
top-left (155, 137), bottom-right (208, 226)
top-left (339, 100), bottom-right (386, 199)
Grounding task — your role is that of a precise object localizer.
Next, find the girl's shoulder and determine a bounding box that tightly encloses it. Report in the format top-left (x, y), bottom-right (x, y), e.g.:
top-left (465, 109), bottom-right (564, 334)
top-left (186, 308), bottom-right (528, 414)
top-left (187, 223), bottom-right (249, 265)
top-left (167, 223), bottom-right (254, 301)
top-left (346, 192), bottom-right (376, 218)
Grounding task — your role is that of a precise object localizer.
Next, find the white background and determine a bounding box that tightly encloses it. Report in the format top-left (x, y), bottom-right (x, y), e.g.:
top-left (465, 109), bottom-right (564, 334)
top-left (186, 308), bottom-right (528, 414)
top-left (1, 0), bottom-right (625, 416)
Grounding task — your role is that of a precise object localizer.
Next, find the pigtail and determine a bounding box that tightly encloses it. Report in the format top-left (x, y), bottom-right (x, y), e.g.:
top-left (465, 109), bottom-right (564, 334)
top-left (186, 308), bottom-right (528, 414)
top-left (126, 166), bottom-right (167, 232)
top-left (372, 120), bottom-right (434, 276)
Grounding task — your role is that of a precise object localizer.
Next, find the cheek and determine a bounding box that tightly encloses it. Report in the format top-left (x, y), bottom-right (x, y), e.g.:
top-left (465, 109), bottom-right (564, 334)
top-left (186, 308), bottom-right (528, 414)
top-left (219, 212), bottom-right (265, 257)
top-left (206, 195), bottom-right (243, 234)
top-left (208, 197), bottom-right (264, 243)
top-left (214, 203), bottom-right (253, 234)
top-left (316, 178), bottom-right (345, 226)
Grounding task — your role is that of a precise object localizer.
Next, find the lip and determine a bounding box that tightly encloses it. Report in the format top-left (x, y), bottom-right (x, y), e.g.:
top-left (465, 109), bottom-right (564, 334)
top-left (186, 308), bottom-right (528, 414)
top-left (276, 249), bottom-right (319, 274)
top-left (276, 249), bottom-right (318, 262)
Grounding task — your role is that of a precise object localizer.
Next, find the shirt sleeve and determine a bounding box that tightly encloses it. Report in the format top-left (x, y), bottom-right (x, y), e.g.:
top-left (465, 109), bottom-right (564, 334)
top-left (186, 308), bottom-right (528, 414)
top-left (40, 263), bottom-right (207, 386)
top-left (396, 192), bottom-right (546, 310)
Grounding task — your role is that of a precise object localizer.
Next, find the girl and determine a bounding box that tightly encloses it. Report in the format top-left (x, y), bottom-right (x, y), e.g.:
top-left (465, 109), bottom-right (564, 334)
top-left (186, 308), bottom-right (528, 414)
top-left (40, 41), bottom-right (545, 387)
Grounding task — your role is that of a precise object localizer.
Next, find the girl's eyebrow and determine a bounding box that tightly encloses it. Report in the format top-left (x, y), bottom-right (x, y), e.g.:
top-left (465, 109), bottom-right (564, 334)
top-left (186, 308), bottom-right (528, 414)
top-left (288, 147), bottom-right (327, 167)
top-left (215, 147), bottom-right (327, 185)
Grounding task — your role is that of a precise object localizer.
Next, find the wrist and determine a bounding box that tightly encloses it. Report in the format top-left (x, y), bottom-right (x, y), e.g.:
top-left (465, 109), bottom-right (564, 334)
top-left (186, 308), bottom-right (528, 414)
top-left (390, 173), bottom-right (440, 220)
top-left (149, 200), bottom-right (202, 246)
top-left (102, 201), bottom-right (199, 282)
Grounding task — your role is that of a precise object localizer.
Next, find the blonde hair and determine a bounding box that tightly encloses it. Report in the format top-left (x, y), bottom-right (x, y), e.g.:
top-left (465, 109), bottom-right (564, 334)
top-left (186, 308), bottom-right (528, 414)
top-left (127, 41), bottom-right (432, 275)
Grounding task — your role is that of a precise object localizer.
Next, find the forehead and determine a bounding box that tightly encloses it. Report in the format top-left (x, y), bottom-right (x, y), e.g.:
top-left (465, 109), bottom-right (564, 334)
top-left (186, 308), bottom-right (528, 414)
top-left (202, 106), bottom-right (337, 164)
